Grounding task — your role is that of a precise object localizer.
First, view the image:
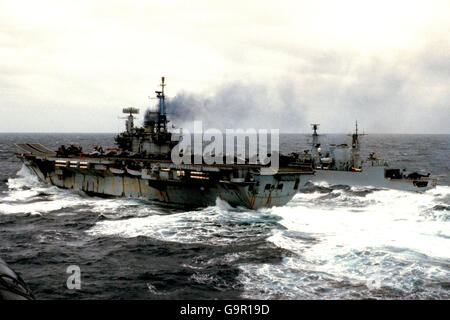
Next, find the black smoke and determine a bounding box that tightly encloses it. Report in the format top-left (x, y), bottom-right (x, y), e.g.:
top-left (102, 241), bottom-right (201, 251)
top-left (143, 108), bottom-right (159, 127)
top-left (163, 82), bottom-right (309, 132)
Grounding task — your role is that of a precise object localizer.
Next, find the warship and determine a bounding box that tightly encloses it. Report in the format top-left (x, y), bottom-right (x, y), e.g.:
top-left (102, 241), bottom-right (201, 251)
top-left (300, 123), bottom-right (437, 191)
top-left (14, 78), bottom-right (314, 209)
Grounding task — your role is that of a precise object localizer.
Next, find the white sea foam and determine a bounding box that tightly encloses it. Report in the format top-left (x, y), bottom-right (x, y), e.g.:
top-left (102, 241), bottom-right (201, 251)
top-left (1, 165), bottom-right (121, 215)
top-left (86, 198), bottom-right (264, 245)
top-left (238, 186), bottom-right (450, 299)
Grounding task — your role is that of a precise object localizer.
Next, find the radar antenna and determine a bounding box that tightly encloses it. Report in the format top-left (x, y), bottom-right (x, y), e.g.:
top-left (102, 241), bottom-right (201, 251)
top-left (122, 107), bottom-right (139, 133)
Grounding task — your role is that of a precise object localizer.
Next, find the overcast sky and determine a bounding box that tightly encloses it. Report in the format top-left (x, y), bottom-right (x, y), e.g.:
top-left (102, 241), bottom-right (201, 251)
top-left (1, 0), bottom-right (449, 133)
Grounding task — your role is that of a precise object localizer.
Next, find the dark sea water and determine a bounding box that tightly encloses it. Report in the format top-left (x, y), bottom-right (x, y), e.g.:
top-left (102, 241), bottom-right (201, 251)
top-left (0, 133), bottom-right (449, 299)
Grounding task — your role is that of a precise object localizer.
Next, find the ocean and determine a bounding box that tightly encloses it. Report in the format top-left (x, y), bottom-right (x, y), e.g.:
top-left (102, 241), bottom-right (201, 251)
top-left (0, 133), bottom-right (449, 299)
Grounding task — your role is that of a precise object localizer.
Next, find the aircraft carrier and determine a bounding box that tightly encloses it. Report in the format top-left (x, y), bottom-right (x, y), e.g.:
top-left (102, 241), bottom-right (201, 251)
top-left (303, 123), bottom-right (438, 191)
top-left (14, 78), bottom-right (314, 209)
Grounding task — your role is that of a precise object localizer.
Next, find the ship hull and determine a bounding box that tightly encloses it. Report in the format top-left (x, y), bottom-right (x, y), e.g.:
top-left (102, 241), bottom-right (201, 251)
top-left (21, 158), bottom-right (311, 210)
top-left (310, 166), bottom-right (436, 191)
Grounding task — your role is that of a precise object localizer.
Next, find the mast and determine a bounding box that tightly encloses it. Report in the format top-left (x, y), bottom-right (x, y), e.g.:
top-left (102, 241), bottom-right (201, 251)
top-left (351, 120), bottom-right (359, 150)
top-left (310, 124), bottom-right (320, 147)
top-left (155, 76), bottom-right (167, 132)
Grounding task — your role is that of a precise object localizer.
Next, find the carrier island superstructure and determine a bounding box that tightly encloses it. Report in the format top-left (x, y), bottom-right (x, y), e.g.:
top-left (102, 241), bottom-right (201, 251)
top-left (302, 123), bottom-right (437, 191)
top-left (14, 78), bottom-right (314, 209)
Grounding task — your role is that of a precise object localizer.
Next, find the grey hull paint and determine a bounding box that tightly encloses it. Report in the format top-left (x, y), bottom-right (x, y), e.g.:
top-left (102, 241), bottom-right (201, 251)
top-left (309, 166), bottom-right (436, 192)
top-left (23, 162), bottom-right (311, 210)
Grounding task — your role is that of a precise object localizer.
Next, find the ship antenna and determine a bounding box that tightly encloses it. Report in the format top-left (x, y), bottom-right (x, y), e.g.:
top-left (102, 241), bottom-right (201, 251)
top-left (311, 124), bottom-right (320, 136)
top-left (155, 76), bottom-right (167, 132)
top-left (122, 107), bottom-right (139, 133)
top-left (352, 120), bottom-right (359, 150)
top-left (310, 123), bottom-right (320, 149)
top-left (161, 76), bottom-right (166, 97)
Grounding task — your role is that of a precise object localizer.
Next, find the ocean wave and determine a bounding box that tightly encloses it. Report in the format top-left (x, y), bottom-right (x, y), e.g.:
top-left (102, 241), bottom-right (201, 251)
top-left (86, 198), bottom-right (275, 245)
top-left (235, 186), bottom-right (450, 299)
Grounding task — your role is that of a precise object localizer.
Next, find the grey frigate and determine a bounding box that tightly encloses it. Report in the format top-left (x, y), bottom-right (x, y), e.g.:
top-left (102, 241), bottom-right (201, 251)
top-left (300, 123), bottom-right (437, 191)
top-left (14, 78), bottom-right (314, 209)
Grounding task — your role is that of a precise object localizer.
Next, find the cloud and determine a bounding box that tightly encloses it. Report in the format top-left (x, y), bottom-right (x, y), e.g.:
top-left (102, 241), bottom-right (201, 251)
top-left (161, 45), bottom-right (449, 134)
top-left (0, 0), bottom-right (449, 133)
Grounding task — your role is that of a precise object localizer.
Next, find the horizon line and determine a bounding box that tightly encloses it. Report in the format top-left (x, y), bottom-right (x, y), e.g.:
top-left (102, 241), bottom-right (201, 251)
top-left (1, 131), bottom-right (449, 135)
